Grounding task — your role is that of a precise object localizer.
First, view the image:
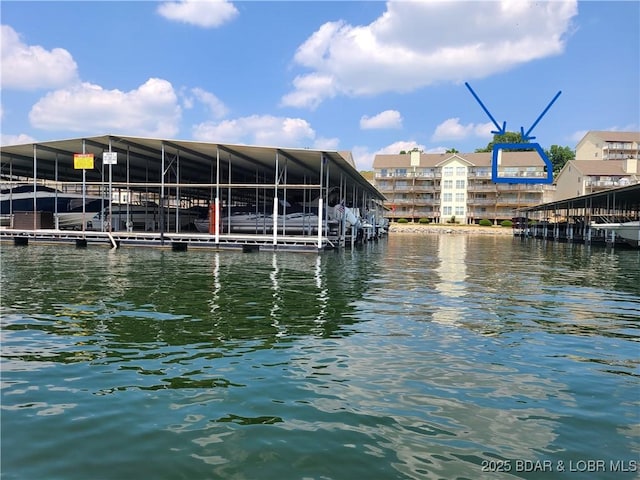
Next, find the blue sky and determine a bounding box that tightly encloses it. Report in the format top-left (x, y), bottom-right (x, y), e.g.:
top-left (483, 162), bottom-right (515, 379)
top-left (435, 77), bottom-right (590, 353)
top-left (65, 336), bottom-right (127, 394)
top-left (1, 1), bottom-right (638, 170)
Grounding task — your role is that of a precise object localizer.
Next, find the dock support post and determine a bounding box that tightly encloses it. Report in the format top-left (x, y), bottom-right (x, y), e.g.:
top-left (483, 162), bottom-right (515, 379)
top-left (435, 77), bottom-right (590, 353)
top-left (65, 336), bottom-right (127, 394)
top-left (14, 236), bottom-right (28, 246)
top-left (172, 242), bottom-right (187, 252)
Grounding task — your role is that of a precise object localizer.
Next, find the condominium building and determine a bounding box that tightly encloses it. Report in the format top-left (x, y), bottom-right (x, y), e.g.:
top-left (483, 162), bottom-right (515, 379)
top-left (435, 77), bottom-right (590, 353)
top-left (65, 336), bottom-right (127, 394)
top-left (575, 131), bottom-right (640, 161)
top-left (554, 158), bottom-right (639, 201)
top-left (372, 150), bottom-right (555, 224)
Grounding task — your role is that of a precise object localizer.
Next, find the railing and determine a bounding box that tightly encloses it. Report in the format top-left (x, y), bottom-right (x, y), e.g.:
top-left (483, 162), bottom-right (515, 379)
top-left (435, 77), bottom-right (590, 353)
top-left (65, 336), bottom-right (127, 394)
top-left (467, 199), bottom-right (498, 205)
top-left (467, 184), bottom-right (497, 192)
top-left (467, 172), bottom-right (492, 178)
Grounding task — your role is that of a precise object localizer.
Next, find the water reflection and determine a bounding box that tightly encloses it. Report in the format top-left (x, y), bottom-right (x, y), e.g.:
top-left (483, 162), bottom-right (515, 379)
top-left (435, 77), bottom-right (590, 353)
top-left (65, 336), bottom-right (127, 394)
top-left (1, 240), bottom-right (638, 480)
top-left (433, 235), bottom-right (468, 325)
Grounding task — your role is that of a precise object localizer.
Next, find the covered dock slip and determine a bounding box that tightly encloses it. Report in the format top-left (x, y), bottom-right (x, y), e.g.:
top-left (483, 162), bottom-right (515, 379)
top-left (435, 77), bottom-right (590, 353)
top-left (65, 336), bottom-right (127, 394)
top-left (0, 135), bottom-right (386, 252)
top-left (514, 184), bottom-right (640, 247)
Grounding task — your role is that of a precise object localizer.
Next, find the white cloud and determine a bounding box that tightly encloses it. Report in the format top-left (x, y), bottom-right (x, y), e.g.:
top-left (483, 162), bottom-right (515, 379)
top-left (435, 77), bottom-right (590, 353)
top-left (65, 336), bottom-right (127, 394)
top-left (1, 133), bottom-right (36, 146)
top-left (432, 118), bottom-right (494, 141)
top-left (352, 140), bottom-right (427, 171)
top-left (192, 114), bottom-right (317, 147)
top-left (157, 0), bottom-right (238, 28)
top-left (283, 0), bottom-right (577, 109)
top-left (29, 78), bottom-right (182, 137)
top-left (0, 25), bottom-right (78, 90)
top-left (570, 129), bottom-right (588, 144)
top-left (377, 140), bottom-right (426, 156)
top-left (313, 136), bottom-right (340, 151)
top-left (351, 146), bottom-right (376, 171)
top-left (360, 110), bottom-right (402, 130)
top-left (280, 73), bottom-right (338, 110)
top-left (183, 87), bottom-right (229, 119)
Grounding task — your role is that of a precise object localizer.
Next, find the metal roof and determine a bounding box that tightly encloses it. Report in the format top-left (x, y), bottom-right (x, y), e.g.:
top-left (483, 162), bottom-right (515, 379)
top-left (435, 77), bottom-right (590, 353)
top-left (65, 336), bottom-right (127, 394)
top-left (0, 134), bottom-right (384, 202)
top-left (520, 183), bottom-right (640, 213)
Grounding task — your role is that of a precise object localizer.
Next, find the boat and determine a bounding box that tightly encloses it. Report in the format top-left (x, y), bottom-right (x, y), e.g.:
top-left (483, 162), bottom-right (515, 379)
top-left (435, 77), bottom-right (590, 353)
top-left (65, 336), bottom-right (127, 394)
top-left (193, 201), bottom-right (363, 237)
top-left (195, 210), bottom-right (323, 235)
top-left (0, 184), bottom-right (105, 230)
top-left (591, 220), bottom-right (640, 247)
top-left (89, 202), bottom-right (200, 232)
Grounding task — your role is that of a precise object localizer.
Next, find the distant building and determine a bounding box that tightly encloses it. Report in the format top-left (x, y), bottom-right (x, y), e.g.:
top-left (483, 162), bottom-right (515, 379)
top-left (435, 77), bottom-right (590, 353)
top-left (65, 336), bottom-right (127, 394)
top-left (372, 150), bottom-right (555, 224)
top-left (575, 131), bottom-right (640, 161)
top-left (553, 131), bottom-right (640, 201)
top-left (553, 159), bottom-right (639, 201)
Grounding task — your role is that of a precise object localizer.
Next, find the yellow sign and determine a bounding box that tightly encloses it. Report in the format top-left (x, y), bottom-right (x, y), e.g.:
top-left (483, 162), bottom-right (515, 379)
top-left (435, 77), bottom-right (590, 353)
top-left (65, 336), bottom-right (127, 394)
top-left (74, 153), bottom-right (94, 170)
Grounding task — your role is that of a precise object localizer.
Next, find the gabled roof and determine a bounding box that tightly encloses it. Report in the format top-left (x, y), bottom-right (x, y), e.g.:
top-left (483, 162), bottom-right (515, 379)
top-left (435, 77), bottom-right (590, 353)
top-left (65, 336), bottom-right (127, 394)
top-left (435, 153), bottom-right (475, 167)
top-left (580, 131), bottom-right (640, 143)
top-left (373, 150), bottom-right (549, 169)
top-left (567, 160), bottom-right (633, 176)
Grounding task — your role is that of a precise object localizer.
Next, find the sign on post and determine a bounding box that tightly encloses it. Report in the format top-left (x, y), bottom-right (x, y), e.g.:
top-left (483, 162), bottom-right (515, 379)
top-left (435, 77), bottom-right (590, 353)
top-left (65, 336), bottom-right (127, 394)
top-left (74, 153), bottom-right (94, 169)
top-left (103, 152), bottom-right (118, 165)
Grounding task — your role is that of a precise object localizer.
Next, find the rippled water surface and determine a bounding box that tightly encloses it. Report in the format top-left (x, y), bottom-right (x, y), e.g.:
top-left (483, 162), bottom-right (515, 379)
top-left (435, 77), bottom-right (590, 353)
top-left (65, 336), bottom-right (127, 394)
top-left (1, 235), bottom-right (639, 479)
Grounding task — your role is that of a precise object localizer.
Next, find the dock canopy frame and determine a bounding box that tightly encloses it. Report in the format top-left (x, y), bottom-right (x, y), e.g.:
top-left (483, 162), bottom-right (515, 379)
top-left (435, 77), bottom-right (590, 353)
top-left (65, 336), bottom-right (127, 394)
top-left (1, 134), bottom-right (386, 249)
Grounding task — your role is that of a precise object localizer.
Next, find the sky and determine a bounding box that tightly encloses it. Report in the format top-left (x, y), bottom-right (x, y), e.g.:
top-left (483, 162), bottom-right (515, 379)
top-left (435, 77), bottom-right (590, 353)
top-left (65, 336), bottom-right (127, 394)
top-left (1, 0), bottom-right (639, 171)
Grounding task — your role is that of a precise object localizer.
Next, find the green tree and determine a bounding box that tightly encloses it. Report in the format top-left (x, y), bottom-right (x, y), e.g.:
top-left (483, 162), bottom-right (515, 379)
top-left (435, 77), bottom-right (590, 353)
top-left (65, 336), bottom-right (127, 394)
top-left (545, 145), bottom-right (575, 174)
top-left (446, 148), bottom-right (459, 153)
top-left (475, 131), bottom-right (532, 152)
top-left (399, 147), bottom-right (423, 154)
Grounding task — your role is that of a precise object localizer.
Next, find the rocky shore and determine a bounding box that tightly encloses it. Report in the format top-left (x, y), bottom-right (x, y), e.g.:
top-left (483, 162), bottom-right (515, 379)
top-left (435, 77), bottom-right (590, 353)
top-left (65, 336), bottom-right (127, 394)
top-left (388, 222), bottom-right (514, 235)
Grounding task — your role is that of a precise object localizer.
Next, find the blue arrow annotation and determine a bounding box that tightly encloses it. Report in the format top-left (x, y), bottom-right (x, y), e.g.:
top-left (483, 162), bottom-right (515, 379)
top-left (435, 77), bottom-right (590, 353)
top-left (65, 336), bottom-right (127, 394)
top-left (464, 82), bottom-right (506, 135)
top-left (520, 90), bottom-right (562, 141)
top-left (491, 143), bottom-right (553, 184)
top-left (465, 82), bottom-right (559, 184)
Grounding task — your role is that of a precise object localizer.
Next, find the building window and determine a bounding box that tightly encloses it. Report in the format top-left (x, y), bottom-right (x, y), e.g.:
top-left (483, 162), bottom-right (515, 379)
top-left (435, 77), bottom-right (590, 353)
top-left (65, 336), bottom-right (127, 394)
top-left (443, 192), bottom-right (453, 202)
top-left (396, 168), bottom-right (407, 177)
top-left (455, 206), bottom-right (465, 216)
top-left (443, 166), bottom-right (454, 177)
top-left (455, 179), bottom-right (465, 189)
top-left (443, 180), bottom-right (453, 189)
top-left (456, 167), bottom-right (465, 176)
top-left (455, 192), bottom-right (465, 202)
top-left (443, 206), bottom-right (452, 215)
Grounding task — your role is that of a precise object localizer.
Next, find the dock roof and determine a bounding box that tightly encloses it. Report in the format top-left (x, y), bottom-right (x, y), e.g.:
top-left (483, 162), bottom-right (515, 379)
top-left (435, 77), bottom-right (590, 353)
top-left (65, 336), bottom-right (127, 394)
top-left (1, 134), bottom-right (384, 202)
top-left (520, 183), bottom-right (640, 214)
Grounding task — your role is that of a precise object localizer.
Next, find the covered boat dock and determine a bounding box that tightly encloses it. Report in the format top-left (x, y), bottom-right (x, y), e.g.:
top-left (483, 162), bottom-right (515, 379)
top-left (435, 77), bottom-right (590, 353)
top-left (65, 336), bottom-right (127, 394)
top-left (514, 184), bottom-right (640, 247)
top-left (0, 135), bottom-right (386, 252)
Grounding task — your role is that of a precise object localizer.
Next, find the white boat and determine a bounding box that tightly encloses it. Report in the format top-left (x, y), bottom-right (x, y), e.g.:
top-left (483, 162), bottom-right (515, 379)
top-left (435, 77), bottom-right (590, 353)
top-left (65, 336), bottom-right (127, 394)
top-left (591, 220), bottom-right (640, 247)
top-left (194, 200), bottom-right (366, 237)
top-left (195, 210), bottom-right (322, 235)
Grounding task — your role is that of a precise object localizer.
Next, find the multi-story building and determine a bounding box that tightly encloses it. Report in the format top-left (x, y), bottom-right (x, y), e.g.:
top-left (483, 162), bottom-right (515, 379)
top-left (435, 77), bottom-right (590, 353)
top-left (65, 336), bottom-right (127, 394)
top-left (554, 159), bottom-right (639, 201)
top-left (552, 131), bottom-right (640, 201)
top-left (575, 131), bottom-right (640, 161)
top-left (373, 150), bottom-right (555, 224)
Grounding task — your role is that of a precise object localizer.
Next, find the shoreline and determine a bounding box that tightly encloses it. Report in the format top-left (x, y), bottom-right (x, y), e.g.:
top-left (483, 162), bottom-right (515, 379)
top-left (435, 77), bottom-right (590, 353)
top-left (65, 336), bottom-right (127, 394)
top-left (388, 222), bottom-right (514, 235)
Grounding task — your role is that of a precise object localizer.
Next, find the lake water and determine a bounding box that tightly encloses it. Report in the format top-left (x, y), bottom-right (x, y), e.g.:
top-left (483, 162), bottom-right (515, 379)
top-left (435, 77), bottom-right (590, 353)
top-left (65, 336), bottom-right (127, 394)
top-left (1, 235), bottom-right (638, 479)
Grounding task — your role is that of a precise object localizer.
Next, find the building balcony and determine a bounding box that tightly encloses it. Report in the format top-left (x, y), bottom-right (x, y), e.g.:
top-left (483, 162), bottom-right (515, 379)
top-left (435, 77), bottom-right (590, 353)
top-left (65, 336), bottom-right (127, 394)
top-left (467, 184), bottom-right (497, 192)
top-left (411, 185), bottom-right (437, 192)
top-left (467, 198), bottom-right (498, 205)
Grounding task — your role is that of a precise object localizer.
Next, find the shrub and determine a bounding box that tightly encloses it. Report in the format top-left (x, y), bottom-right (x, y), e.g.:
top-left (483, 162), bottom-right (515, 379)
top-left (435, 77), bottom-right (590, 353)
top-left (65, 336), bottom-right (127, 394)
top-left (500, 219), bottom-right (513, 227)
top-left (418, 217), bottom-right (430, 224)
top-left (478, 219), bottom-right (492, 227)
top-left (397, 218), bottom-right (409, 223)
